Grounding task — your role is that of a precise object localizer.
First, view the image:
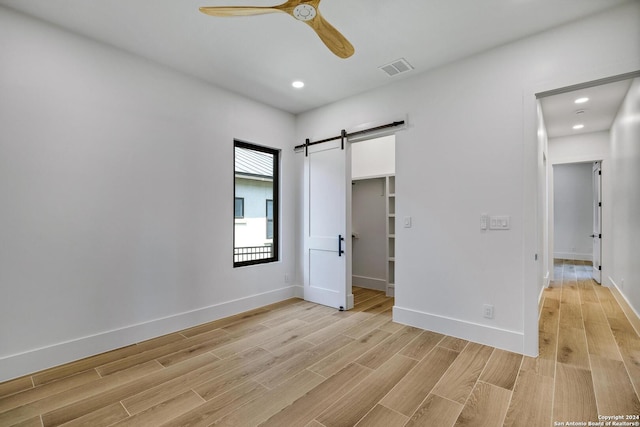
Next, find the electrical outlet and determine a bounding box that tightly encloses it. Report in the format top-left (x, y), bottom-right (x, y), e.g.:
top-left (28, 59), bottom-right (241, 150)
top-left (284, 274), bottom-right (290, 283)
top-left (483, 304), bottom-right (494, 319)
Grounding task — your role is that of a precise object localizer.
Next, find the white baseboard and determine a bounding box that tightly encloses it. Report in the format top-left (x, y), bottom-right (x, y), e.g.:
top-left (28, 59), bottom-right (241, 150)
top-left (0, 286), bottom-right (298, 382)
top-left (393, 306), bottom-right (524, 354)
top-left (554, 252), bottom-right (592, 262)
top-left (538, 285), bottom-right (546, 319)
top-left (544, 271), bottom-right (551, 288)
top-left (608, 276), bottom-right (640, 335)
top-left (352, 275), bottom-right (387, 291)
top-left (386, 284), bottom-right (395, 297)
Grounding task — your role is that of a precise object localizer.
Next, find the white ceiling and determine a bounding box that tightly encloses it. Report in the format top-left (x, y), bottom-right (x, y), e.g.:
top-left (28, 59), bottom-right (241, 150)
top-left (540, 79), bottom-right (633, 139)
top-left (0, 0), bottom-right (632, 114)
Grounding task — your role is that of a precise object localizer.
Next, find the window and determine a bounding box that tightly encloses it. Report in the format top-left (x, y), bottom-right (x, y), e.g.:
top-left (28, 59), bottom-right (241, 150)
top-left (234, 197), bottom-right (244, 219)
top-left (266, 199), bottom-right (274, 239)
top-left (234, 140), bottom-right (279, 267)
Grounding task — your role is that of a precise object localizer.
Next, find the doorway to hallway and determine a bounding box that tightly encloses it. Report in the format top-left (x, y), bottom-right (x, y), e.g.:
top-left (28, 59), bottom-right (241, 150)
top-left (551, 161), bottom-right (601, 283)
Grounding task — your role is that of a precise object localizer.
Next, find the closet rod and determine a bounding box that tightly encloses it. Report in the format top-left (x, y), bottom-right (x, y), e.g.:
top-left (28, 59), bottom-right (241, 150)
top-left (294, 120), bottom-right (405, 152)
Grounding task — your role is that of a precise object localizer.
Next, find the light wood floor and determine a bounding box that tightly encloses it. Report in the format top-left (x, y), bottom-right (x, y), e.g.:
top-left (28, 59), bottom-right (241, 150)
top-left (1, 262), bottom-right (639, 426)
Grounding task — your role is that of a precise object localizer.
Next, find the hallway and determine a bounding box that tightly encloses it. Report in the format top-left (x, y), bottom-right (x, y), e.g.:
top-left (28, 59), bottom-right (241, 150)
top-left (534, 259), bottom-right (640, 422)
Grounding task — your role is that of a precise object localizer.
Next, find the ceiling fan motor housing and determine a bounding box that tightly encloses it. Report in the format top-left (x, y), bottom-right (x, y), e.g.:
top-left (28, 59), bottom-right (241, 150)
top-left (293, 4), bottom-right (316, 21)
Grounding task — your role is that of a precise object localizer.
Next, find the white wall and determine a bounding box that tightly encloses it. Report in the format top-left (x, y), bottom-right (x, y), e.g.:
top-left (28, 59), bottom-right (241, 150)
top-left (352, 178), bottom-right (387, 290)
top-left (351, 135), bottom-right (396, 180)
top-left (609, 77), bottom-right (640, 315)
top-left (0, 7), bottom-right (296, 381)
top-left (295, 2), bottom-right (640, 355)
top-left (553, 163), bottom-right (594, 261)
top-left (549, 131), bottom-right (611, 163)
top-left (537, 100), bottom-right (551, 291)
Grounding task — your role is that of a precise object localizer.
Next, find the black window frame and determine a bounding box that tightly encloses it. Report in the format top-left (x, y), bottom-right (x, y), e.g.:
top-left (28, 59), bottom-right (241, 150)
top-left (233, 140), bottom-right (279, 267)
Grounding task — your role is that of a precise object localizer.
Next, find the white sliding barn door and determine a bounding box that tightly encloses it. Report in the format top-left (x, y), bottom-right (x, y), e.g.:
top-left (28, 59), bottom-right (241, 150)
top-left (303, 139), bottom-right (353, 310)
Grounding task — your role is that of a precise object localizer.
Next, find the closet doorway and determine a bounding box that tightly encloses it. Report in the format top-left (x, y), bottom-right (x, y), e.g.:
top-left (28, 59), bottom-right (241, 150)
top-left (351, 135), bottom-right (396, 297)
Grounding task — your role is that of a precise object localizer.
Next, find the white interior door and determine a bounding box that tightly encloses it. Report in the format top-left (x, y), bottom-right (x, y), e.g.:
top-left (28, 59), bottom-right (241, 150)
top-left (303, 139), bottom-right (353, 310)
top-left (592, 161), bottom-right (602, 283)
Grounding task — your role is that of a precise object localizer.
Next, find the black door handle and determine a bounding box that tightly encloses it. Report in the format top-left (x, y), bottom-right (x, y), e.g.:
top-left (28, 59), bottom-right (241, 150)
top-left (338, 235), bottom-right (345, 256)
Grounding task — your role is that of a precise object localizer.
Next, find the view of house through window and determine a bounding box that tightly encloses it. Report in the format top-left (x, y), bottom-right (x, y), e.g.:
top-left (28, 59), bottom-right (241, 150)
top-left (234, 141), bottom-right (279, 266)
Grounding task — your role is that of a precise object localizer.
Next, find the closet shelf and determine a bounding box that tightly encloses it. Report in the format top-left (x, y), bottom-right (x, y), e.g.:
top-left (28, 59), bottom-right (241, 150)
top-left (386, 174), bottom-right (396, 298)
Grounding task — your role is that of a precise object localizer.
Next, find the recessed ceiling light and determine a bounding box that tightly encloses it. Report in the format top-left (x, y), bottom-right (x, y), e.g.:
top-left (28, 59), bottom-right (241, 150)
top-left (573, 124), bottom-right (585, 130)
top-left (292, 81), bottom-right (304, 89)
top-left (574, 97), bottom-right (589, 104)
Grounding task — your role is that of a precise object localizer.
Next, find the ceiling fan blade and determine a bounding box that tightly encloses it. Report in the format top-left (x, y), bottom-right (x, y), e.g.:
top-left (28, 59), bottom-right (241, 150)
top-left (199, 6), bottom-right (282, 17)
top-left (305, 12), bottom-right (354, 58)
top-left (199, 0), bottom-right (355, 58)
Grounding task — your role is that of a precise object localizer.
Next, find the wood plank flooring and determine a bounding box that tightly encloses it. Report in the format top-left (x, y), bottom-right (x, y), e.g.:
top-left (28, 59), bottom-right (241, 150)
top-left (1, 260), bottom-right (639, 426)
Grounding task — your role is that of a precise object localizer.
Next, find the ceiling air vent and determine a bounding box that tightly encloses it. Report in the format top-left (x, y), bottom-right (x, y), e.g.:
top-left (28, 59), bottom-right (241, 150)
top-left (379, 58), bottom-right (414, 77)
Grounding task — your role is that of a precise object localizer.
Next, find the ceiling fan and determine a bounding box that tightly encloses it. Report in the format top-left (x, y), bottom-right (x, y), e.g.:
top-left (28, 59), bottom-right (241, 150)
top-left (199, 0), bottom-right (355, 58)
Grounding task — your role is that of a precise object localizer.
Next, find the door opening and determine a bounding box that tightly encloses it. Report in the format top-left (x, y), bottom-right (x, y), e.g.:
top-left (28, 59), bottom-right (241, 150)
top-left (538, 73), bottom-right (637, 286)
top-left (552, 162), bottom-right (597, 272)
top-left (351, 135), bottom-right (396, 297)
top-left (301, 123), bottom-right (402, 310)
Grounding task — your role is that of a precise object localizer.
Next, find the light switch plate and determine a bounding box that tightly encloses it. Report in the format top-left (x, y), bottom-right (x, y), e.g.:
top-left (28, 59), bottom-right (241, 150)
top-left (489, 215), bottom-right (510, 230)
top-left (403, 216), bottom-right (412, 228)
top-left (480, 214), bottom-right (488, 230)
